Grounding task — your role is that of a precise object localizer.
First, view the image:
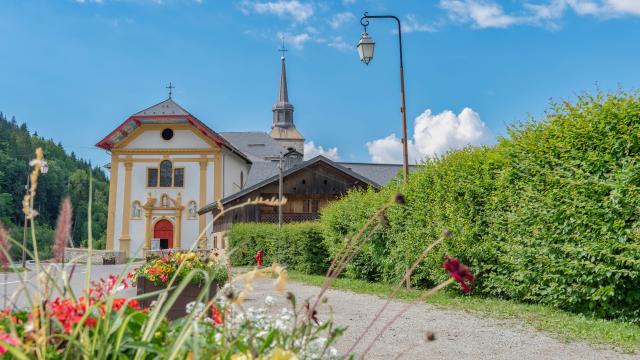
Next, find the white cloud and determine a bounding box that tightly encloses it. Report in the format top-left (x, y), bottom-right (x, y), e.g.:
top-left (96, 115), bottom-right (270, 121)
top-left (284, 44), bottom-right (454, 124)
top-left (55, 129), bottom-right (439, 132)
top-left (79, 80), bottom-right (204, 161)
top-left (112, 17), bottom-right (134, 27)
top-left (401, 14), bottom-right (439, 33)
top-left (242, 0), bottom-right (314, 22)
top-left (278, 32), bottom-right (311, 49)
top-left (328, 36), bottom-right (352, 51)
top-left (304, 141), bottom-right (340, 161)
top-left (440, 0), bottom-right (640, 29)
top-left (366, 108), bottom-right (493, 164)
top-left (329, 11), bottom-right (355, 29)
top-left (440, 0), bottom-right (520, 28)
top-left (366, 134), bottom-right (406, 164)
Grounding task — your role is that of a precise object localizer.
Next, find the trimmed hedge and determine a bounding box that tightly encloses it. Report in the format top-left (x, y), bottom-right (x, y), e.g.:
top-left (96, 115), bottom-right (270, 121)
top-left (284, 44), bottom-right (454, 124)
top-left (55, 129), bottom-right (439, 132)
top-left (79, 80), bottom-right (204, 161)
top-left (228, 92), bottom-right (640, 322)
top-left (320, 92), bottom-right (640, 322)
top-left (228, 222), bottom-right (329, 275)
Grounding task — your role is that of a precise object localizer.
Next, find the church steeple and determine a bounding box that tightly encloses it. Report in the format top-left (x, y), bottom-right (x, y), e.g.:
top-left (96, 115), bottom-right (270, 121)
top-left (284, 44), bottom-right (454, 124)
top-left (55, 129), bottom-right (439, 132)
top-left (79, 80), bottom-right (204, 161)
top-left (270, 40), bottom-right (304, 155)
top-left (272, 55), bottom-right (295, 129)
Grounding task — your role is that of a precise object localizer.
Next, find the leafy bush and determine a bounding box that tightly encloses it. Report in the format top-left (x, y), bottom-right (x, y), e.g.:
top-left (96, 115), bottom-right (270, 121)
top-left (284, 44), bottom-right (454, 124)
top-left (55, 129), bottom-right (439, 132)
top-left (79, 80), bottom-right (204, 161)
top-left (320, 91), bottom-right (640, 322)
top-left (228, 222), bottom-right (329, 274)
top-left (320, 187), bottom-right (396, 282)
top-left (485, 92), bottom-right (640, 321)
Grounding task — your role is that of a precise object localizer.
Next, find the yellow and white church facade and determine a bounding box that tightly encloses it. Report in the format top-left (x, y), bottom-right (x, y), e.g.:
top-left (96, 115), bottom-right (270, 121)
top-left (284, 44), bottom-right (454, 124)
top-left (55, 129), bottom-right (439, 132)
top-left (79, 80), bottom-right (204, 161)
top-left (96, 98), bottom-right (252, 258)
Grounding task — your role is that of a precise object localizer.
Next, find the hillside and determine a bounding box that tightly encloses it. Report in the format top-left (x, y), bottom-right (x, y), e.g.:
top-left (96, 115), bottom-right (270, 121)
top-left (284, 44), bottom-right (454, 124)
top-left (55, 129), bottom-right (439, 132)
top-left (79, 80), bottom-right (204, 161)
top-left (0, 112), bottom-right (109, 258)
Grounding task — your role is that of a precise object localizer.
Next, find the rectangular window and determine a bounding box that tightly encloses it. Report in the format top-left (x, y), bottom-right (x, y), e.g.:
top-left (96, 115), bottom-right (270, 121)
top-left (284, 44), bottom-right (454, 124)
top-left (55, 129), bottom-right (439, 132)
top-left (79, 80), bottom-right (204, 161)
top-left (311, 199), bottom-right (319, 213)
top-left (174, 168), bottom-right (184, 187)
top-left (302, 200), bottom-right (309, 213)
top-left (147, 168), bottom-right (158, 187)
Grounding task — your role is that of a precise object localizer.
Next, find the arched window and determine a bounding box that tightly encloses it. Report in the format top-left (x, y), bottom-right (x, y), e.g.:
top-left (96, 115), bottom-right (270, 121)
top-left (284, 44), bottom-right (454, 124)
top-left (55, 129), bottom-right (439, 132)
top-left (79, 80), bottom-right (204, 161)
top-left (160, 160), bottom-right (173, 187)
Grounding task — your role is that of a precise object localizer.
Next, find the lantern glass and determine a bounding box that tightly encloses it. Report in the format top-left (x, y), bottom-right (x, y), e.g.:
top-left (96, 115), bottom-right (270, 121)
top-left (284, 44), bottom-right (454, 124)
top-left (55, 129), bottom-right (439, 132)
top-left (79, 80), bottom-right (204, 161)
top-left (357, 32), bottom-right (375, 65)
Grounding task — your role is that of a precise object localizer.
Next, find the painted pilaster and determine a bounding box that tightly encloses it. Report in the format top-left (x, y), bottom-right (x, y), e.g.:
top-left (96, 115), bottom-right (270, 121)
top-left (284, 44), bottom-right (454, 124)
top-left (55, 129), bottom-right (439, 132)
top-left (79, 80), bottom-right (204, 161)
top-left (198, 158), bottom-right (208, 248)
top-left (214, 151), bottom-right (222, 201)
top-left (175, 193), bottom-right (183, 249)
top-left (106, 155), bottom-right (119, 251)
top-left (119, 158), bottom-right (133, 257)
top-left (144, 211), bottom-right (152, 251)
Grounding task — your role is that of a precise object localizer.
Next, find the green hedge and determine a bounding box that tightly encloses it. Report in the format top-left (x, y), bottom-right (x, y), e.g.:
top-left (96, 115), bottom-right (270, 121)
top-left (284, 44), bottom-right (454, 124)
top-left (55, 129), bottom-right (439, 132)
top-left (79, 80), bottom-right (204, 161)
top-left (228, 222), bottom-right (329, 275)
top-left (320, 92), bottom-right (640, 322)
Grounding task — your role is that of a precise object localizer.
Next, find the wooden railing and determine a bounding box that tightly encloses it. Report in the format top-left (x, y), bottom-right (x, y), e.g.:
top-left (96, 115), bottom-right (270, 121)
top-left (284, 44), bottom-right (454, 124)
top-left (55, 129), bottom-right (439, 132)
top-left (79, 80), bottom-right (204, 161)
top-left (260, 212), bottom-right (320, 223)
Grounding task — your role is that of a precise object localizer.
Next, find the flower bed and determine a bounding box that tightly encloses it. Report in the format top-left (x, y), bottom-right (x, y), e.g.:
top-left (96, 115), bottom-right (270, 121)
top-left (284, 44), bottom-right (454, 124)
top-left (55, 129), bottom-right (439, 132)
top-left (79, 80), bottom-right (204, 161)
top-left (133, 251), bottom-right (228, 320)
top-left (136, 276), bottom-right (218, 320)
top-left (135, 251), bottom-right (229, 286)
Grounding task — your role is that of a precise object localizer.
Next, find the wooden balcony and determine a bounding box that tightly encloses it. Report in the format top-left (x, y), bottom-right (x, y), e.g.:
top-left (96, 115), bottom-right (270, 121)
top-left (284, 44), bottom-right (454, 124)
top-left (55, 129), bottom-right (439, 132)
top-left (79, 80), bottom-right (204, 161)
top-left (259, 212), bottom-right (320, 223)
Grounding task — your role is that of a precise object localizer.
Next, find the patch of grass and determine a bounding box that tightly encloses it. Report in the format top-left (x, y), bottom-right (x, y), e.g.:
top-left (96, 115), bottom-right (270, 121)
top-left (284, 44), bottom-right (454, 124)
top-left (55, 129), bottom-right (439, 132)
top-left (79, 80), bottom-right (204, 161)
top-left (287, 271), bottom-right (640, 353)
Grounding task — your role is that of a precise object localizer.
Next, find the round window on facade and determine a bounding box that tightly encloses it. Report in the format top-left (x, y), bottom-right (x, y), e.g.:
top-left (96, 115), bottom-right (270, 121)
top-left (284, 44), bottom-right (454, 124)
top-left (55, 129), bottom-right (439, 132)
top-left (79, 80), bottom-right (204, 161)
top-left (161, 128), bottom-right (174, 140)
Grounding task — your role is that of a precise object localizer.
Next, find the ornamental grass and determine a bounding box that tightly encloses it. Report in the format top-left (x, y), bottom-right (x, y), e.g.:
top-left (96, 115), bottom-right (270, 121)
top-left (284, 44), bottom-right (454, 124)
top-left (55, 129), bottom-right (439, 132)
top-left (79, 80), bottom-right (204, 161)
top-left (0, 148), bottom-right (473, 359)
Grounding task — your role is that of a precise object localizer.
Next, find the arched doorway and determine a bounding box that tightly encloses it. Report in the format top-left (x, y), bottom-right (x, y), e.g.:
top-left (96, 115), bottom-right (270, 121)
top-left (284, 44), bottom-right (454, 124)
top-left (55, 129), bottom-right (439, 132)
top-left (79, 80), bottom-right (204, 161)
top-left (154, 219), bottom-right (173, 249)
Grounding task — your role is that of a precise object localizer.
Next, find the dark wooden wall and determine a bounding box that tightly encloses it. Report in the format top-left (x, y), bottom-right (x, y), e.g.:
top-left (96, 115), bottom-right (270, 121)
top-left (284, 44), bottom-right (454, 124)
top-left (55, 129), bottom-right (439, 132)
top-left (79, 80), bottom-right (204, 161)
top-left (214, 163), bottom-right (369, 230)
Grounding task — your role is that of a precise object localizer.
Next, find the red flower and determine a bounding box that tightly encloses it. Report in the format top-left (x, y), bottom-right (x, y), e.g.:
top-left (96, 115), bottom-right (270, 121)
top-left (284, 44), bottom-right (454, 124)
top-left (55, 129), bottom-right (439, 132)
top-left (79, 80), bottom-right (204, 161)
top-left (160, 274), bottom-right (168, 282)
top-left (127, 299), bottom-right (141, 310)
top-left (211, 304), bottom-right (223, 325)
top-left (443, 256), bottom-right (475, 293)
top-left (0, 331), bottom-right (19, 354)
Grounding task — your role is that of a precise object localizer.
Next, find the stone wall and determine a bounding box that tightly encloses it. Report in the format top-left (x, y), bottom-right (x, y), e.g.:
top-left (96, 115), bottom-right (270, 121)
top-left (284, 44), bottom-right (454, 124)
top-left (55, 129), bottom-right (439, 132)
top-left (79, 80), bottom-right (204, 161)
top-left (63, 248), bottom-right (127, 265)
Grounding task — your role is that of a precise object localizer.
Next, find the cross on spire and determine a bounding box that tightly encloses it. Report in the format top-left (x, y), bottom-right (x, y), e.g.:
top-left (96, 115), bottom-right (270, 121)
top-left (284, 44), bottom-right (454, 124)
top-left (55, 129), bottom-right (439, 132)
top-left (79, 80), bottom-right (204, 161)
top-left (278, 36), bottom-right (288, 59)
top-left (166, 82), bottom-right (175, 99)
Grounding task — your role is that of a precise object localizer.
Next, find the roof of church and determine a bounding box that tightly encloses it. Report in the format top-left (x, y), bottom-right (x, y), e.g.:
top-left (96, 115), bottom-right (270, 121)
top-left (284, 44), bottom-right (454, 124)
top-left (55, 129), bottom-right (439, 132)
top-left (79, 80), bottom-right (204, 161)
top-left (95, 98), bottom-right (251, 163)
top-left (219, 131), bottom-right (286, 162)
top-left (244, 161), bottom-right (280, 187)
top-left (198, 155), bottom-right (380, 214)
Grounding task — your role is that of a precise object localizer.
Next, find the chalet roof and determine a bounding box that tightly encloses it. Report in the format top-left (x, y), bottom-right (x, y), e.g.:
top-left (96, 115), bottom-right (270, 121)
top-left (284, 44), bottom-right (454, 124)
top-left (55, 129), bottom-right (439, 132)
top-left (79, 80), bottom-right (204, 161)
top-left (338, 162), bottom-right (409, 187)
top-left (95, 98), bottom-right (251, 163)
top-left (219, 131), bottom-right (286, 161)
top-left (198, 155), bottom-right (379, 214)
top-left (242, 159), bottom-right (411, 188)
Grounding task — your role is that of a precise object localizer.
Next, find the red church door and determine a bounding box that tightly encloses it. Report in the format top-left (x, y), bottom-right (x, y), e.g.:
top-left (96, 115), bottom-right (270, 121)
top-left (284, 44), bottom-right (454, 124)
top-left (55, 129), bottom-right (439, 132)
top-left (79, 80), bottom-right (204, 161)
top-left (154, 220), bottom-right (173, 249)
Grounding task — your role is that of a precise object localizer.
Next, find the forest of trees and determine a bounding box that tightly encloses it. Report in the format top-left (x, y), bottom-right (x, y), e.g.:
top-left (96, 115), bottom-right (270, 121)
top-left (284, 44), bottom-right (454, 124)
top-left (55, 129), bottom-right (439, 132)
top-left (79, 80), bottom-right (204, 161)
top-left (0, 112), bottom-right (109, 259)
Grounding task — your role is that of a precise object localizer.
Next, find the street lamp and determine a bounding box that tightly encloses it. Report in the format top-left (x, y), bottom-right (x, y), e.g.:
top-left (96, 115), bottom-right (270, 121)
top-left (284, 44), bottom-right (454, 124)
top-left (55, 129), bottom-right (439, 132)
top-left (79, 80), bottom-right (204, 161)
top-left (357, 32), bottom-right (375, 65)
top-left (357, 12), bottom-right (410, 183)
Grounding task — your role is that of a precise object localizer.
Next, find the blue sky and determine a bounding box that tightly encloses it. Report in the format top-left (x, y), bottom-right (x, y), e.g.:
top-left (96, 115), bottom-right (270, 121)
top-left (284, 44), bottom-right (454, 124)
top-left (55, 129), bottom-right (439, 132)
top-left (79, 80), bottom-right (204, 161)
top-left (1, 0), bottom-right (639, 166)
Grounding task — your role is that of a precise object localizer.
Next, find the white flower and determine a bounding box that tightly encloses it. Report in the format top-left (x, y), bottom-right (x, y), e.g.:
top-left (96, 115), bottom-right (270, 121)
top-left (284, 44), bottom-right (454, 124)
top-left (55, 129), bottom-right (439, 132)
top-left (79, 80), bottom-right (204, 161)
top-left (265, 295), bottom-right (276, 307)
top-left (327, 347), bottom-right (338, 357)
top-left (185, 301), bottom-right (205, 314)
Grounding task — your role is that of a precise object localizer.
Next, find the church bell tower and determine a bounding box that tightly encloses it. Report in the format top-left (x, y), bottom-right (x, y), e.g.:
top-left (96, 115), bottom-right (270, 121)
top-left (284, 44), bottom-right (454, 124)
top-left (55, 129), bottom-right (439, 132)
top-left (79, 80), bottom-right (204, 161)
top-left (269, 44), bottom-right (304, 155)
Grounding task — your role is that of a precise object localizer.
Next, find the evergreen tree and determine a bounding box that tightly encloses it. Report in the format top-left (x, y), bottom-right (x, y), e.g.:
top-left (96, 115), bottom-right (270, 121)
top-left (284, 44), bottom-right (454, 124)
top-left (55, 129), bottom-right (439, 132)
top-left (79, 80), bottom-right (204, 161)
top-left (0, 112), bottom-right (109, 259)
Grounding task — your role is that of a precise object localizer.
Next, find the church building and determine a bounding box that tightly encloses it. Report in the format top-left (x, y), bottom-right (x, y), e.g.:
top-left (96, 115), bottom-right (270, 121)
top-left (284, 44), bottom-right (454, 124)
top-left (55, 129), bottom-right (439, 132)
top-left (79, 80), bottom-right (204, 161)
top-left (98, 54), bottom-right (404, 258)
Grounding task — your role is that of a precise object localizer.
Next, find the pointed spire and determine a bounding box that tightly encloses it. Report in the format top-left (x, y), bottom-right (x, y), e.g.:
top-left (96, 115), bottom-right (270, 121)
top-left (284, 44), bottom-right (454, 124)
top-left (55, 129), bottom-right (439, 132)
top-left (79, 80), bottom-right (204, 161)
top-left (278, 57), bottom-right (289, 103)
top-left (273, 39), bottom-right (294, 129)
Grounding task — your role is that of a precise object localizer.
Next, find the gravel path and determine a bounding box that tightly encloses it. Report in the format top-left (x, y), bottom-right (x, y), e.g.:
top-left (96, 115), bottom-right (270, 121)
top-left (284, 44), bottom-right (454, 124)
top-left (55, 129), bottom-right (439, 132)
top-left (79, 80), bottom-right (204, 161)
top-left (240, 277), bottom-right (638, 360)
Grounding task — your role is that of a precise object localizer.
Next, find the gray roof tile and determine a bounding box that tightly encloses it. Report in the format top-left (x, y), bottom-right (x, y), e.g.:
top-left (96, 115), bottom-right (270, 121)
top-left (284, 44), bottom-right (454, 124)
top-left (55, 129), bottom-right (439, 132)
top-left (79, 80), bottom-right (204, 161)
top-left (219, 132), bottom-right (287, 162)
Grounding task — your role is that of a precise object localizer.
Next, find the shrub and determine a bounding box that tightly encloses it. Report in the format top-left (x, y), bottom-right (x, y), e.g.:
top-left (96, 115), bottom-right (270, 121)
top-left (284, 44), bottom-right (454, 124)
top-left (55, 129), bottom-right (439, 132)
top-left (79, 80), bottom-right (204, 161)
top-left (228, 222), bottom-right (329, 274)
top-left (319, 91), bottom-right (640, 322)
top-left (485, 92), bottom-right (640, 321)
top-left (320, 187), bottom-right (396, 282)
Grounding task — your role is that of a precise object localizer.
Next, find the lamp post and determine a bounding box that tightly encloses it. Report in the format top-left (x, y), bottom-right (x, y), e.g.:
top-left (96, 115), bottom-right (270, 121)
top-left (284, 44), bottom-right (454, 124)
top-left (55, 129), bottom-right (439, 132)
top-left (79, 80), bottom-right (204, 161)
top-left (22, 159), bottom-right (48, 268)
top-left (357, 12), bottom-right (409, 183)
